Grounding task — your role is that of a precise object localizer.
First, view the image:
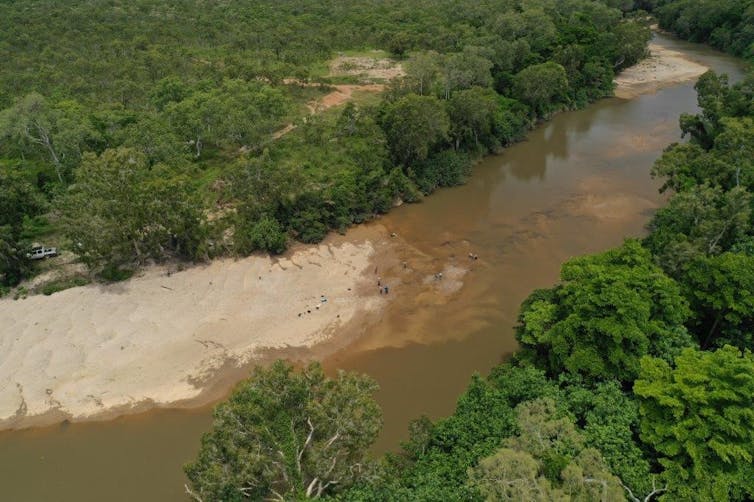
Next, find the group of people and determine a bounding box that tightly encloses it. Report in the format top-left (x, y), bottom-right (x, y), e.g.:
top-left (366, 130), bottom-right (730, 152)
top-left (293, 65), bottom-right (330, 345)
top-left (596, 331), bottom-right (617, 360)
top-left (374, 248), bottom-right (480, 296)
top-left (294, 246), bottom-right (482, 319)
top-left (297, 294), bottom-right (328, 317)
top-left (377, 277), bottom-right (389, 295)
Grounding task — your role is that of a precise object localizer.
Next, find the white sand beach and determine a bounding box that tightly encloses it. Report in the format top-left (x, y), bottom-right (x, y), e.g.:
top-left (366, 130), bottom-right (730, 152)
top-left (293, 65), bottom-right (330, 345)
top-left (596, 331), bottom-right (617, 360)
top-left (0, 227), bottom-right (389, 429)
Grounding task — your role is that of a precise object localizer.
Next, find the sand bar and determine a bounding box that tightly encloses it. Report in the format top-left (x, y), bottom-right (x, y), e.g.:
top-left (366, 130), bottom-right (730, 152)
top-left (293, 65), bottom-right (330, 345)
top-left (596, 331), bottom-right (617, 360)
top-left (614, 42), bottom-right (709, 99)
top-left (0, 226), bottom-right (389, 429)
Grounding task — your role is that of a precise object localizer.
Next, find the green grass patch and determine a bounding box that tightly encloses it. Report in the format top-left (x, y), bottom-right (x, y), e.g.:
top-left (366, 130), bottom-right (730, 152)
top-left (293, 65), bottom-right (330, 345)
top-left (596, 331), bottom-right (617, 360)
top-left (39, 276), bottom-right (91, 296)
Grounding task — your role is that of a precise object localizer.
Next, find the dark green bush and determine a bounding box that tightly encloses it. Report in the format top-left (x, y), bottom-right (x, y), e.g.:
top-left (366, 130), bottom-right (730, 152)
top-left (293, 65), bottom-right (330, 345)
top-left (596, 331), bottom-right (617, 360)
top-left (40, 276), bottom-right (90, 295)
top-left (239, 216), bottom-right (287, 254)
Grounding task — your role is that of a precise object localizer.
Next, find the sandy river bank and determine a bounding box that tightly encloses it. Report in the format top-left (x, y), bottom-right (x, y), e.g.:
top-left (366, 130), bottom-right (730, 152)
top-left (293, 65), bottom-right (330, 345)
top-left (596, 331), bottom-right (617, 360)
top-left (614, 42), bottom-right (709, 99)
top-left (0, 226), bottom-right (395, 429)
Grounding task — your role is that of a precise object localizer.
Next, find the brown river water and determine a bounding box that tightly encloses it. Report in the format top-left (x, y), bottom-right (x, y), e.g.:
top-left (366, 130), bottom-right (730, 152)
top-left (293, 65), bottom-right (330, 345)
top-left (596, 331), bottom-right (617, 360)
top-left (0, 34), bottom-right (746, 501)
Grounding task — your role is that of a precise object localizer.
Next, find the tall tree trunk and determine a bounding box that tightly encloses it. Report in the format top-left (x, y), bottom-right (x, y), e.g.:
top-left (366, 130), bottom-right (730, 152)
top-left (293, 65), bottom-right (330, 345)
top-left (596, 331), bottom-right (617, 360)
top-left (38, 132), bottom-right (64, 183)
top-left (27, 122), bottom-right (64, 183)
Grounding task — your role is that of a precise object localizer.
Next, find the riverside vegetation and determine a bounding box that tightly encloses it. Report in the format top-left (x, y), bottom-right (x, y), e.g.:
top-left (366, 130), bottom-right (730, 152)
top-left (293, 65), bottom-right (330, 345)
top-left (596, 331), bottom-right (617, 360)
top-left (0, 0), bottom-right (651, 291)
top-left (186, 72), bottom-right (754, 501)
top-left (184, 3), bottom-right (754, 502)
top-left (654, 0), bottom-right (754, 59)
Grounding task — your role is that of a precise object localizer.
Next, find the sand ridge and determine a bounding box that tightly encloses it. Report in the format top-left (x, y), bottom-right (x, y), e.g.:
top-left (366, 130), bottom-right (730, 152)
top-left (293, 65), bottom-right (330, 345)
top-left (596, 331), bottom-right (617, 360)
top-left (0, 228), bottom-right (389, 429)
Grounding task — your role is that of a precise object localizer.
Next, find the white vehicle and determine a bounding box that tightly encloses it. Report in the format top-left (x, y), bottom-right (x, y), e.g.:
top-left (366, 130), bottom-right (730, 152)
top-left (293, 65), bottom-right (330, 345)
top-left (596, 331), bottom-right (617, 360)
top-left (26, 246), bottom-right (58, 260)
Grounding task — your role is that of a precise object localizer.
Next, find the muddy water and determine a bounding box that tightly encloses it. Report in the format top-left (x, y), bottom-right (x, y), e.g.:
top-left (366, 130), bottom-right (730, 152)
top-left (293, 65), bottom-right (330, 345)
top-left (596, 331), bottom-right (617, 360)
top-left (0, 34), bottom-right (746, 501)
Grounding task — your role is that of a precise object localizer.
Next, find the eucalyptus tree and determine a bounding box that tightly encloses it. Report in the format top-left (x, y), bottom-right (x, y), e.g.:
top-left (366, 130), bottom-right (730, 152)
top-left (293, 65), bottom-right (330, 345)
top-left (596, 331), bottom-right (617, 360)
top-left (185, 361), bottom-right (382, 501)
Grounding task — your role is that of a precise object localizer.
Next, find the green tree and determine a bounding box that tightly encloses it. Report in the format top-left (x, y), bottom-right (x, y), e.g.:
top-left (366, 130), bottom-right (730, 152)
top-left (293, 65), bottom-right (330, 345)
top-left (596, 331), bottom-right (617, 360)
top-left (185, 361), bottom-right (382, 501)
top-left (166, 89), bottom-right (218, 157)
top-left (650, 142), bottom-right (715, 194)
top-left (682, 252), bottom-right (754, 350)
top-left (0, 170), bottom-right (45, 285)
top-left (404, 51), bottom-right (441, 96)
top-left (469, 448), bottom-right (564, 501)
top-left (468, 398), bottom-right (625, 501)
top-left (634, 346), bottom-right (754, 501)
top-left (380, 94), bottom-right (450, 166)
top-left (713, 117), bottom-right (754, 189)
top-left (678, 71), bottom-right (732, 149)
top-left (437, 47), bottom-right (494, 99)
top-left (0, 226), bottom-right (27, 287)
top-left (447, 87), bottom-right (498, 151)
top-left (563, 379), bottom-right (654, 499)
top-left (113, 113), bottom-right (188, 166)
top-left (645, 185), bottom-right (751, 275)
top-left (655, 1), bottom-right (754, 58)
top-left (167, 81), bottom-right (289, 157)
top-left (513, 62), bottom-right (569, 116)
top-left (611, 21), bottom-right (651, 69)
top-left (0, 93), bottom-right (96, 182)
top-left (516, 240), bottom-right (693, 383)
top-left (653, 117), bottom-right (754, 193)
top-left (60, 148), bottom-right (207, 271)
top-left (236, 215), bottom-right (288, 255)
top-left (150, 76), bottom-right (190, 111)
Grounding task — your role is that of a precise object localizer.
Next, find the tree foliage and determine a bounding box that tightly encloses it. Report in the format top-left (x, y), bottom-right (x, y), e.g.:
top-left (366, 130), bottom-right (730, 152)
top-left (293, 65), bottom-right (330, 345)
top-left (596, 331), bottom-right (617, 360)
top-left (655, 0), bottom-right (754, 58)
top-left (469, 398), bottom-right (625, 502)
top-left (634, 346), bottom-right (754, 501)
top-left (381, 94), bottom-right (450, 166)
top-left (516, 240), bottom-right (693, 383)
top-left (60, 148), bottom-right (207, 271)
top-left (185, 361), bottom-right (381, 501)
top-left (513, 62), bottom-right (570, 117)
top-left (0, 93), bottom-right (97, 183)
top-left (0, 0), bottom-right (651, 284)
top-left (0, 170), bottom-right (45, 285)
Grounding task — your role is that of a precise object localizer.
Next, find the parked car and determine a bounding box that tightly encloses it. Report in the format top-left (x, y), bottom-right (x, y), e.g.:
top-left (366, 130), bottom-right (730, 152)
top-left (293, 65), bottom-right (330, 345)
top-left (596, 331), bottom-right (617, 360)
top-left (26, 246), bottom-right (58, 260)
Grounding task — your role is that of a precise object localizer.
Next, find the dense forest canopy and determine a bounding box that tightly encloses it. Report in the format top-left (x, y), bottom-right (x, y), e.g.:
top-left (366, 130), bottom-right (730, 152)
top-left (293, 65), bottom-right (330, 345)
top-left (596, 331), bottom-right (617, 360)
top-left (654, 0), bottom-right (754, 58)
top-left (0, 0), bottom-right (651, 291)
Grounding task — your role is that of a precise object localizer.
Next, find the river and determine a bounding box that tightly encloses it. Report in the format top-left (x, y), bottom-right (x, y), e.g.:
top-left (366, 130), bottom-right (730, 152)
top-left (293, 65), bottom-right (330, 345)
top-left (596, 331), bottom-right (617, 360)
top-left (0, 33), bottom-right (746, 501)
